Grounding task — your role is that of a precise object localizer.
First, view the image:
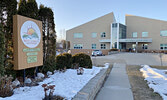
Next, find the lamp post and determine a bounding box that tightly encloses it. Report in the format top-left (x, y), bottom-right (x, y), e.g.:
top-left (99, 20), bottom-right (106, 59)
top-left (94, 54), bottom-right (97, 66)
top-left (159, 53), bottom-right (163, 66)
top-left (136, 42), bottom-right (138, 53)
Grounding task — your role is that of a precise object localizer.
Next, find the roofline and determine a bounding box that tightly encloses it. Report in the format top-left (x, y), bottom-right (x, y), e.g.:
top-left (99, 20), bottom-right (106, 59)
top-left (67, 12), bottom-right (115, 31)
top-left (125, 14), bottom-right (167, 22)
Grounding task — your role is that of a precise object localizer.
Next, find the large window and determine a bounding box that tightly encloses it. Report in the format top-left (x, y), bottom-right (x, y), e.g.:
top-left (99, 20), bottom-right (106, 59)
top-left (160, 44), bottom-right (167, 50)
top-left (112, 23), bottom-right (117, 28)
top-left (74, 33), bottom-right (83, 38)
top-left (74, 44), bottom-right (83, 49)
top-left (92, 44), bottom-right (96, 49)
top-left (132, 32), bottom-right (137, 37)
top-left (160, 30), bottom-right (167, 36)
top-left (101, 32), bottom-right (106, 37)
top-left (91, 33), bottom-right (97, 38)
top-left (142, 32), bottom-right (148, 37)
top-left (101, 44), bottom-right (106, 49)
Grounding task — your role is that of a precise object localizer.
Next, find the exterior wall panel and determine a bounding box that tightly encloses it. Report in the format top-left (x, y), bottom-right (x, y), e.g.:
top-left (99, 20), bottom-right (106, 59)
top-left (66, 12), bottom-right (115, 50)
top-left (126, 15), bottom-right (167, 50)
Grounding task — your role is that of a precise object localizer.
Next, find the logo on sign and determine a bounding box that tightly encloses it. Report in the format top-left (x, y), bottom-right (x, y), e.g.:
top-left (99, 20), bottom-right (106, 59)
top-left (20, 21), bottom-right (41, 48)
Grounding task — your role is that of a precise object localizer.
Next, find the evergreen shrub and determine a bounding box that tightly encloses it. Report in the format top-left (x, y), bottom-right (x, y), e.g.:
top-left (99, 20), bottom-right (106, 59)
top-left (42, 56), bottom-right (57, 73)
top-left (62, 53), bottom-right (72, 69)
top-left (72, 53), bottom-right (92, 68)
top-left (56, 54), bottom-right (67, 70)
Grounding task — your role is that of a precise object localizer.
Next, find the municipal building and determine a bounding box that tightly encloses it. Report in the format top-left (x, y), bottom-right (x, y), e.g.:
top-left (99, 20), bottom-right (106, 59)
top-left (66, 12), bottom-right (167, 55)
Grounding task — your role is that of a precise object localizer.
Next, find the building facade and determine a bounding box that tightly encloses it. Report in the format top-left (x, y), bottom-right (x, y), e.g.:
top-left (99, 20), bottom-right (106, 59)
top-left (66, 12), bottom-right (167, 55)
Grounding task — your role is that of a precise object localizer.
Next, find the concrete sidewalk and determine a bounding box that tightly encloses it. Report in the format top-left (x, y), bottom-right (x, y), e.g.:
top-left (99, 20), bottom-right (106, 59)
top-left (95, 63), bottom-right (133, 100)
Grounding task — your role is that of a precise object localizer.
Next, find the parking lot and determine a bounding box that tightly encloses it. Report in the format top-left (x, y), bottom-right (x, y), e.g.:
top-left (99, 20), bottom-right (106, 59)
top-left (92, 52), bottom-right (167, 66)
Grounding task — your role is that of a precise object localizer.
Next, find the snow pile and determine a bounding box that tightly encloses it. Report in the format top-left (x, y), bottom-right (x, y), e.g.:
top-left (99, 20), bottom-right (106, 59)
top-left (37, 73), bottom-right (45, 79)
top-left (140, 65), bottom-right (167, 100)
top-left (47, 71), bottom-right (52, 76)
top-left (0, 64), bottom-right (109, 100)
top-left (12, 79), bottom-right (20, 87)
top-left (24, 78), bottom-right (32, 84)
top-left (104, 63), bottom-right (110, 68)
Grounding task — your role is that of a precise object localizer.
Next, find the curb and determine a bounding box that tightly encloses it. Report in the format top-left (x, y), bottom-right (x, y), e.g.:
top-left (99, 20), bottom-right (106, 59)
top-left (72, 65), bottom-right (112, 100)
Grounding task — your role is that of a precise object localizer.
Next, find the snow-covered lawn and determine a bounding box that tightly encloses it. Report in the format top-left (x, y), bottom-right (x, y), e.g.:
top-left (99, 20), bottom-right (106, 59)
top-left (0, 64), bottom-right (109, 100)
top-left (140, 65), bottom-right (167, 100)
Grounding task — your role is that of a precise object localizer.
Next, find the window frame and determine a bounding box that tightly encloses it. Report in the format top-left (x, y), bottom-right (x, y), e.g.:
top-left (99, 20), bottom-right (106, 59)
top-left (142, 32), bottom-right (148, 37)
top-left (91, 32), bottom-right (97, 38)
top-left (73, 33), bottom-right (83, 38)
top-left (92, 44), bottom-right (96, 49)
top-left (74, 44), bottom-right (83, 49)
top-left (142, 44), bottom-right (148, 49)
top-left (101, 32), bottom-right (106, 38)
top-left (101, 44), bottom-right (106, 49)
top-left (160, 30), bottom-right (167, 36)
top-left (132, 32), bottom-right (137, 38)
top-left (160, 44), bottom-right (167, 50)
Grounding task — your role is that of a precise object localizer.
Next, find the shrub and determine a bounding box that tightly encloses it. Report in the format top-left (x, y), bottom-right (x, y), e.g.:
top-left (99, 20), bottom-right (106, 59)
top-left (72, 53), bottom-right (92, 68)
top-left (42, 56), bottom-right (57, 73)
top-left (56, 54), bottom-right (67, 70)
top-left (164, 50), bottom-right (167, 54)
top-left (0, 23), bottom-right (5, 76)
top-left (62, 53), bottom-right (72, 69)
top-left (5, 66), bottom-right (17, 79)
top-left (0, 75), bottom-right (13, 97)
top-left (109, 48), bottom-right (118, 51)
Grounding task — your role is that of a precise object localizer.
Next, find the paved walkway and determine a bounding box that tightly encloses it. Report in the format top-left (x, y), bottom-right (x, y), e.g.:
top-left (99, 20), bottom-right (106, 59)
top-left (95, 63), bottom-right (133, 100)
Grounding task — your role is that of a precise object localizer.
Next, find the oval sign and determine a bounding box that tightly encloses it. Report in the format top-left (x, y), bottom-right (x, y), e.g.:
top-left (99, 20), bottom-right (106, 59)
top-left (20, 21), bottom-right (41, 48)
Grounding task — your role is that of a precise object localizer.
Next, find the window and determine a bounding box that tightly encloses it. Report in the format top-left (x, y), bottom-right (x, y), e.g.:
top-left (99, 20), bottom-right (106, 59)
top-left (142, 44), bottom-right (148, 49)
top-left (142, 32), bottom-right (148, 37)
top-left (74, 33), bottom-right (83, 38)
top-left (160, 30), bottom-right (167, 36)
top-left (132, 32), bottom-right (137, 37)
top-left (112, 23), bottom-right (117, 28)
top-left (91, 33), bottom-right (97, 38)
top-left (101, 32), bottom-right (106, 37)
top-left (74, 44), bottom-right (83, 49)
top-left (101, 44), bottom-right (106, 49)
top-left (92, 44), bottom-right (96, 49)
top-left (160, 44), bottom-right (167, 50)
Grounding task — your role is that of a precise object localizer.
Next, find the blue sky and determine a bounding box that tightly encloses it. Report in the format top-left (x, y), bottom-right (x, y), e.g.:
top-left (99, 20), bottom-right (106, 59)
top-left (36, 0), bottom-right (167, 40)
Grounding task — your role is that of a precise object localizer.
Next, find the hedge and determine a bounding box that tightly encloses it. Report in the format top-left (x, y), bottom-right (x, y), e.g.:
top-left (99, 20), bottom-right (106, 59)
top-left (56, 53), bottom-right (92, 69)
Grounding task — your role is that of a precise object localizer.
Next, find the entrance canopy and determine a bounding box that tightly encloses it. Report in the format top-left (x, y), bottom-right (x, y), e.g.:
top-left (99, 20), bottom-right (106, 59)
top-left (99, 39), bottom-right (111, 43)
top-left (119, 38), bottom-right (152, 43)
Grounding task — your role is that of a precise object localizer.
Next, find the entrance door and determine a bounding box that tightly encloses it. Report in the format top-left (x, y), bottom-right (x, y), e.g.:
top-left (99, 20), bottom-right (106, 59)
top-left (132, 44), bottom-right (136, 51)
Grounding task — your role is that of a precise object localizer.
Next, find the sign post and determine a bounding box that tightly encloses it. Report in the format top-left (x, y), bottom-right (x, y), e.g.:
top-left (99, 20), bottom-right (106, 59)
top-left (13, 15), bottom-right (43, 72)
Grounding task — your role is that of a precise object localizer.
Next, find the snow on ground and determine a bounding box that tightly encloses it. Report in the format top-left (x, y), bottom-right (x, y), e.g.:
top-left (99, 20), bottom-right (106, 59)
top-left (140, 65), bottom-right (167, 100)
top-left (56, 51), bottom-right (61, 55)
top-left (0, 64), bottom-right (109, 100)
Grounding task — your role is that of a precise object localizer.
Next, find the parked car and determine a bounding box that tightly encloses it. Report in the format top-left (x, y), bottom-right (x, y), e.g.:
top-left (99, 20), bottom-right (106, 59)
top-left (92, 50), bottom-right (103, 56)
